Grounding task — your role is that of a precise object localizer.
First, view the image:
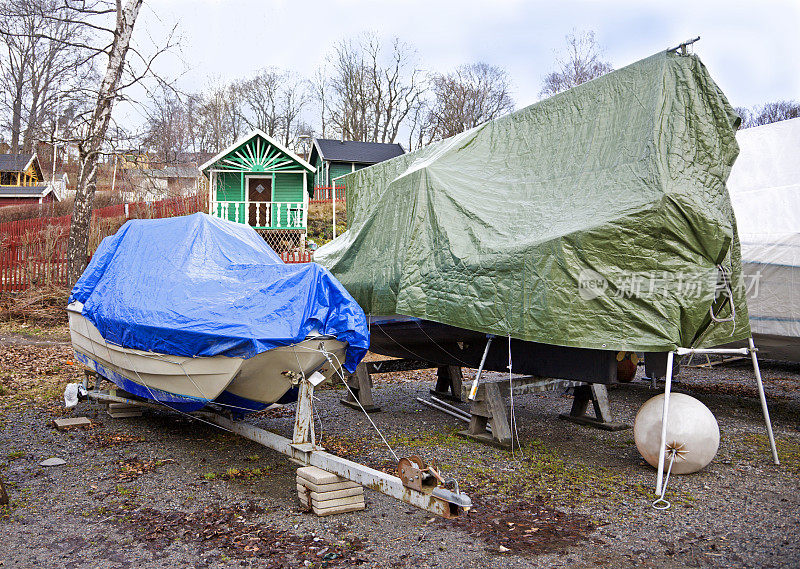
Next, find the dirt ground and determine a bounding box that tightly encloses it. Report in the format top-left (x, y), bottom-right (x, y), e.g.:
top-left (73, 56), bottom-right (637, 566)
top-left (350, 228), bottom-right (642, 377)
top-left (1, 322), bottom-right (799, 568)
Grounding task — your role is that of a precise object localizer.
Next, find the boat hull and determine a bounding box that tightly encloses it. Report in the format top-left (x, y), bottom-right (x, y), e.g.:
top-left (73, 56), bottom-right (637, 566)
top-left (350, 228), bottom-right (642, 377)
top-left (68, 304), bottom-right (243, 412)
top-left (69, 302), bottom-right (350, 414)
top-left (368, 316), bottom-right (630, 384)
top-left (216, 337), bottom-right (348, 413)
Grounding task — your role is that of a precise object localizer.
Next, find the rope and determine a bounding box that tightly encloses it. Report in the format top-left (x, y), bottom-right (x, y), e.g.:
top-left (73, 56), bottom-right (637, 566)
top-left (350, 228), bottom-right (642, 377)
top-left (709, 264), bottom-right (736, 337)
top-left (372, 320), bottom-right (441, 364)
top-left (413, 320), bottom-right (474, 368)
top-left (323, 349), bottom-right (400, 462)
top-left (119, 348), bottom-right (237, 432)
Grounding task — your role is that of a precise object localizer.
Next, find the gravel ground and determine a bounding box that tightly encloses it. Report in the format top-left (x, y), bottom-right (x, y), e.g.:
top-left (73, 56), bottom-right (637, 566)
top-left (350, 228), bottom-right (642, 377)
top-left (1, 324), bottom-right (799, 568)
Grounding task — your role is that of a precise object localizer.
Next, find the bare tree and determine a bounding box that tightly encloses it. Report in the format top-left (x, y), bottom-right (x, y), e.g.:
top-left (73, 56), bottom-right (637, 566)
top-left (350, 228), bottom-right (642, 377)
top-left (195, 82), bottom-right (232, 153)
top-left (66, 0), bottom-right (173, 284)
top-left (223, 80), bottom-right (246, 143)
top-left (142, 85), bottom-right (188, 165)
top-left (279, 72), bottom-right (309, 148)
top-left (311, 67), bottom-right (329, 139)
top-left (540, 30), bottom-right (613, 98)
top-left (0, 0), bottom-right (95, 153)
top-left (240, 67), bottom-right (281, 136)
top-left (424, 62), bottom-right (514, 142)
top-left (739, 100), bottom-right (800, 128)
top-left (0, 0), bottom-right (36, 152)
top-left (326, 34), bottom-right (424, 143)
top-left (734, 106), bottom-right (751, 129)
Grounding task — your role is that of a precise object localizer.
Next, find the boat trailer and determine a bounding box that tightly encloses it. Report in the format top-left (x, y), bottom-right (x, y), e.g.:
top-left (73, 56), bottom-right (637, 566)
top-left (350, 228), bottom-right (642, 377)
top-left (79, 371), bottom-right (472, 519)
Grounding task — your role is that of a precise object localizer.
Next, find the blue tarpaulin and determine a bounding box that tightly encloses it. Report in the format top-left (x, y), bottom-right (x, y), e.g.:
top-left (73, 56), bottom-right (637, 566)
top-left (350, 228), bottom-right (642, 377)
top-left (69, 213), bottom-right (369, 372)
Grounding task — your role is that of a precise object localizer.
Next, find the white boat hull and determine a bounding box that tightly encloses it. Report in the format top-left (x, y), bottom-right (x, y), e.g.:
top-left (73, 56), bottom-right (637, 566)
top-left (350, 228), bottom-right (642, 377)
top-left (68, 303), bottom-right (243, 409)
top-left (221, 337), bottom-right (347, 407)
top-left (68, 302), bottom-right (349, 412)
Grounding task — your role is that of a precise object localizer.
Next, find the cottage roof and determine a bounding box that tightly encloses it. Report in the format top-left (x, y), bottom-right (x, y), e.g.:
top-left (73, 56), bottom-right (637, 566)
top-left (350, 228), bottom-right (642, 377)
top-left (0, 184), bottom-right (56, 200)
top-left (310, 139), bottom-right (405, 165)
top-left (200, 129), bottom-right (314, 174)
top-left (0, 153), bottom-right (36, 173)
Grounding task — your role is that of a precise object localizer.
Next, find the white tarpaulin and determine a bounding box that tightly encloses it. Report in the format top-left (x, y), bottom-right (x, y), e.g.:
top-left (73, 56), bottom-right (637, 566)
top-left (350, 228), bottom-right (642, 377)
top-left (728, 117), bottom-right (800, 359)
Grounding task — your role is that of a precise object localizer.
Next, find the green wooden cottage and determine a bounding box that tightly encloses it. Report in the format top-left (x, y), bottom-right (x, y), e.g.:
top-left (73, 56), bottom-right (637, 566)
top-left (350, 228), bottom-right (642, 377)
top-left (201, 130), bottom-right (314, 250)
top-left (309, 138), bottom-right (405, 188)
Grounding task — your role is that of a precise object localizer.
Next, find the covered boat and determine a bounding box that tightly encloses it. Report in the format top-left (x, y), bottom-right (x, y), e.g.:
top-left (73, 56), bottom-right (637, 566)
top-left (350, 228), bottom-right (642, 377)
top-left (315, 49), bottom-right (749, 381)
top-left (68, 213), bottom-right (369, 413)
top-left (727, 117), bottom-right (800, 361)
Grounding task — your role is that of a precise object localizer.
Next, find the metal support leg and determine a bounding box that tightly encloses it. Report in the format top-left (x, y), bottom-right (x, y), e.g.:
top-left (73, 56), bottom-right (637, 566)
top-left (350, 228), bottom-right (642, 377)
top-left (83, 389), bottom-right (472, 518)
top-left (749, 337), bottom-right (780, 465)
top-left (655, 351), bottom-right (674, 495)
top-left (468, 335), bottom-right (494, 401)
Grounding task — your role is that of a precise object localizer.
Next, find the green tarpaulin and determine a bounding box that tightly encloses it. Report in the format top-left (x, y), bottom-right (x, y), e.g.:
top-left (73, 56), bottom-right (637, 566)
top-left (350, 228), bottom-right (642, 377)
top-left (315, 50), bottom-right (750, 352)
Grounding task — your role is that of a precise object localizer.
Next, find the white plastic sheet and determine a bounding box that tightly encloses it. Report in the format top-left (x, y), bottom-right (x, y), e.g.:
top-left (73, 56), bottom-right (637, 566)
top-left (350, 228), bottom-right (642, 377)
top-left (728, 117), bottom-right (800, 354)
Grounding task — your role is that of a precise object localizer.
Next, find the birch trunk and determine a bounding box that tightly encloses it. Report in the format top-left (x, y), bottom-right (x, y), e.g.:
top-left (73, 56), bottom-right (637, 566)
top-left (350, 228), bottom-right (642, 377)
top-left (66, 0), bottom-right (143, 285)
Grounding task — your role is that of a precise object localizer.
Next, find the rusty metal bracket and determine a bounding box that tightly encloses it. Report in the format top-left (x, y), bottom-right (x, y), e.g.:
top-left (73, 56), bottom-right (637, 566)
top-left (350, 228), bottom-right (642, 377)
top-left (398, 455), bottom-right (444, 492)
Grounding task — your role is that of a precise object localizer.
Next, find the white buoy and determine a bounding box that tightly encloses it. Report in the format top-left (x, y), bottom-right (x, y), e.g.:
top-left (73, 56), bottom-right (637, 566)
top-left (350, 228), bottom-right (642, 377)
top-left (634, 393), bottom-right (720, 474)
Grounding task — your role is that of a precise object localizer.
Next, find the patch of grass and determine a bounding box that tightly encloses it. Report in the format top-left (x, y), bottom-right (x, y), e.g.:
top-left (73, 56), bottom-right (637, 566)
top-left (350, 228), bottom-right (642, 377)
top-left (6, 450), bottom-right (24, 461)
top-left (732, 433), bottom-right (800, 476)
top-left (387, 427), bottom-right (462, 450)
top-left (116, 484), bottom-right (133, 497)
top-left (201, 466), bottom-right (271, 482)
top-left (462, 438), bottom-right (624, 507)
top-left (631, 481), bottom-right (696, 508)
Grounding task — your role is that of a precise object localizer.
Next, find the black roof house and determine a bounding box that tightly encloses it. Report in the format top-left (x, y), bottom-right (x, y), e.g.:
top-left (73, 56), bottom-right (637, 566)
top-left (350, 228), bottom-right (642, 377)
top-left (310, 139), bottom-right (405, 164)
top-left (309, 139), bottom-right (405, 187)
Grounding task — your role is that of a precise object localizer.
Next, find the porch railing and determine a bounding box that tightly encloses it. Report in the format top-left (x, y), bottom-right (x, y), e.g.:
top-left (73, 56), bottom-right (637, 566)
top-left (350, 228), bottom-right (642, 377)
top-left (311, 185), bottom-right (346, 203)
top-left (210, 200), bottom-right (305, 230)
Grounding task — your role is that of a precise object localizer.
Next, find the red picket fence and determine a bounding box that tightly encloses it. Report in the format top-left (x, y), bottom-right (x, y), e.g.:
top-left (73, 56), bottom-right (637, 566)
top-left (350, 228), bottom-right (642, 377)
top-left (1, 193), bottom-right (314, 293)
top-left (280, 250), bottom-right (314, 263)
top-left (311, 186), bottom-right (346, 203)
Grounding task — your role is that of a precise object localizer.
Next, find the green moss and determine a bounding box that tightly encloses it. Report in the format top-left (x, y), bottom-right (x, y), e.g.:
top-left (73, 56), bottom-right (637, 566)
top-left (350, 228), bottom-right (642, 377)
top-left (461, 439), bottom-right (624, 507)
top-left (201, 466), bottom-right (271, 481)
top-left (732, 433), bottom-right (800, 476)
top-left (387, 428), bottom-right (462, 450)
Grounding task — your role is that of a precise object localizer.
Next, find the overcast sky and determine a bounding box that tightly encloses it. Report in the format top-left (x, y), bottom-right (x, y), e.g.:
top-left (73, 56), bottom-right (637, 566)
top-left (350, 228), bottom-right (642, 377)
top-left (135, 0), bottom-right (800, 130)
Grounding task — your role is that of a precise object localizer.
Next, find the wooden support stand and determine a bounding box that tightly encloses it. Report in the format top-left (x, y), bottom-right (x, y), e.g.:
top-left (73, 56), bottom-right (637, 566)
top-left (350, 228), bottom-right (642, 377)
top-left (430, 366), bottom-right (463, 402)
top-left (458, 377), bottom-right (629, 448)
top-left (340, 362), bottom-right (381, 413)
top-left (460, 382), bottom-right (515, 448)
top-left (458, 376), bottom-right (583, 448)
top-left (340, 358), bottom-right (449, 413)
top-left (558, 384), bottom-right (630, 431)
